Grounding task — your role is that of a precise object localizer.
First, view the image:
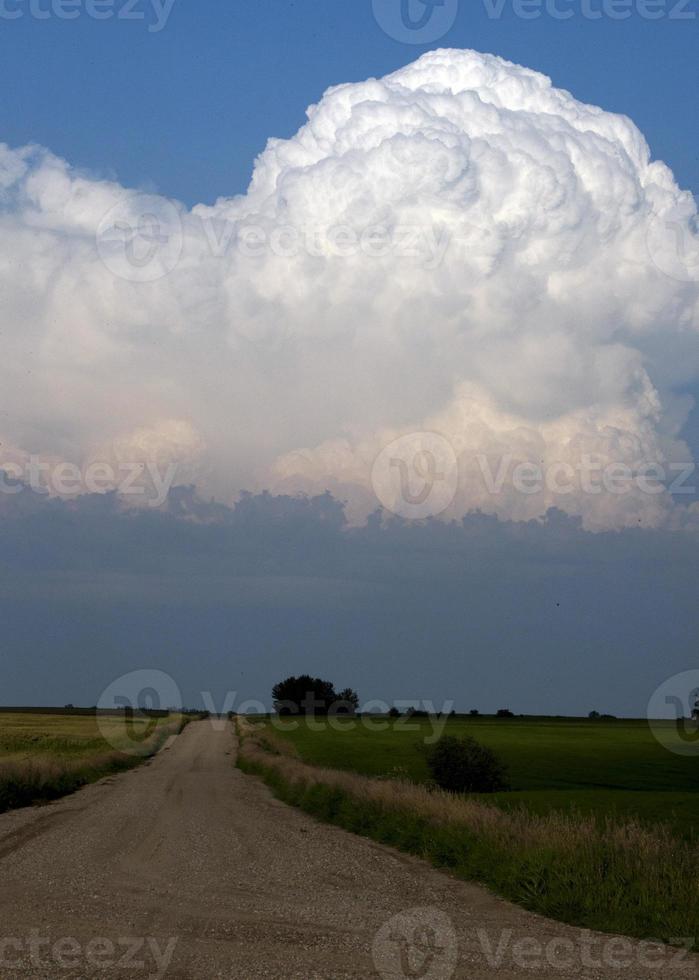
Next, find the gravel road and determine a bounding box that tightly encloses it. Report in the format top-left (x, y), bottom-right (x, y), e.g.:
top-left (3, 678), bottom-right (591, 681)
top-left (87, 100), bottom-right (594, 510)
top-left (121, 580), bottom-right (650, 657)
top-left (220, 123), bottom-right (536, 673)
top-left (0, 720), bottom-right (695, 979)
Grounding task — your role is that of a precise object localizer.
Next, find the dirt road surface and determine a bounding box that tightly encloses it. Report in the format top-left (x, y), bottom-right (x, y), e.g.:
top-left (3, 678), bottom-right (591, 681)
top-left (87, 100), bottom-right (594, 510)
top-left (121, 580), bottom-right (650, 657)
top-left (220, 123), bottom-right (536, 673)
top-left (0, 721), bottom-right (695, 979)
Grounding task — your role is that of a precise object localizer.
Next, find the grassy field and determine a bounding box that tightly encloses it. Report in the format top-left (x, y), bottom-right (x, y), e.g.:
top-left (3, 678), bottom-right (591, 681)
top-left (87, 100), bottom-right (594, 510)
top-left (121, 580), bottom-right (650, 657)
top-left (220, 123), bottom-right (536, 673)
top-left (0, 710), bottom-right (185, 813)
top-left (273, 716), bottom-right (699, 838)
top-left (238, 716), bottom-right (699, 946)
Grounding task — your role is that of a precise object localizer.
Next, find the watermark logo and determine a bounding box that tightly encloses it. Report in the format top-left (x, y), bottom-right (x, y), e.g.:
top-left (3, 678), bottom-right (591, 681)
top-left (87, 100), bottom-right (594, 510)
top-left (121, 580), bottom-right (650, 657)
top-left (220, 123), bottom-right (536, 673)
top-left (372, 0), bottom-right (459, 43)
top-left (96, 193), bottom-right (183, 283)
top-left (97, 669), bottom-right (182, 755)
top-left (647, 670), bottom-right (699, 756)
top-left (372, 907), bottom-right (458, 979)
top-left (372, 432), bottom-right (458, 519)
top-left (646, 201), bottom-right (699, 283)
top-left (96, 211), bottom-right (451, 284)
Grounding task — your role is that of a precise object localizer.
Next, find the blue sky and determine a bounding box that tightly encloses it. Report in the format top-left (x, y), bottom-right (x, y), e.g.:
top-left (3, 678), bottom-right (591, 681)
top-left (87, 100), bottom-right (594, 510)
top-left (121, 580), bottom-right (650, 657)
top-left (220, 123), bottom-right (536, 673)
top-left (0, 0), bottom-right (696, 207)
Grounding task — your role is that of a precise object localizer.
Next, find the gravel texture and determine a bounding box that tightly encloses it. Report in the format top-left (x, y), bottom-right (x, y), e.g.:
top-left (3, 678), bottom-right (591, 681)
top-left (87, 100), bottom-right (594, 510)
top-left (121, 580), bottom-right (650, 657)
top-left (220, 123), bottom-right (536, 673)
top-left (0, 721), bottom-right (695, 979)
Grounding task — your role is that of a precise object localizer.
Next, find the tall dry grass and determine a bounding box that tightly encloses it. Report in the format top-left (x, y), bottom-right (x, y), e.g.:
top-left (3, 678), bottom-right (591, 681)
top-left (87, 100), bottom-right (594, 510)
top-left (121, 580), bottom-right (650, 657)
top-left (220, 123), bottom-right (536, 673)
top-left (237, 723), bottom-right (699, 947)
top-left (0, 715), bottom-right (186, 813)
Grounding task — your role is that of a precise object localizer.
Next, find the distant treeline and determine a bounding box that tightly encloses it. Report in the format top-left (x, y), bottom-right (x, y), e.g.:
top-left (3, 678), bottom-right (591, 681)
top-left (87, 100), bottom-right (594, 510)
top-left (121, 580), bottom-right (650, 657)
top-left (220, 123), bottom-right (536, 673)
top-left (0, 706), bottom-right (171, 717)
top-left (231, 710), bottom-right (627, 721)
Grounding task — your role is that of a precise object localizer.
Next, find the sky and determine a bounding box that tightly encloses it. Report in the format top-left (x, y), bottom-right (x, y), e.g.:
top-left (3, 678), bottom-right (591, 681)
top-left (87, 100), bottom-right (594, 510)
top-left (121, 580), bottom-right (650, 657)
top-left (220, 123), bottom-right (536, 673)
top-left (0, 0), bottom-right (697, 713)
top-left (1, 490), bottom-right (698, 716)
top-left (0, 0), bottom-right (696, 206)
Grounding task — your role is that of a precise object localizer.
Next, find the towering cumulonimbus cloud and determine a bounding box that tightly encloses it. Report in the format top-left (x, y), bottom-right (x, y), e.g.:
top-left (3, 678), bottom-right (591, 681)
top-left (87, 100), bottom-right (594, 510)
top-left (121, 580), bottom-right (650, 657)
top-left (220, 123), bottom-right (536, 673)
top-left (0, 49), bottom-right (697, 529)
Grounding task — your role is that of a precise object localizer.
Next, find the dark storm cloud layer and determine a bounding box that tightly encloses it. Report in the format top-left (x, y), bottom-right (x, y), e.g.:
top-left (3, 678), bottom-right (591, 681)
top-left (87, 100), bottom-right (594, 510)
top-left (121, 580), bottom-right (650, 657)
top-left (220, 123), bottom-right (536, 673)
top-left (0, 488), bottom-right (696, 714)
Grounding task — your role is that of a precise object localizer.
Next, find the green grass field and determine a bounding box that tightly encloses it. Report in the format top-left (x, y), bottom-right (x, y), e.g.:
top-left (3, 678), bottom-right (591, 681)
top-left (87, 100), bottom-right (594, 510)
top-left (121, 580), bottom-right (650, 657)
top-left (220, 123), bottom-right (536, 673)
top-left (239, 715), bottom-right (699, 945)
top-left (274, 715), bottom-right (699, 838)
top-left (0, 710), bottom-right (184, 813)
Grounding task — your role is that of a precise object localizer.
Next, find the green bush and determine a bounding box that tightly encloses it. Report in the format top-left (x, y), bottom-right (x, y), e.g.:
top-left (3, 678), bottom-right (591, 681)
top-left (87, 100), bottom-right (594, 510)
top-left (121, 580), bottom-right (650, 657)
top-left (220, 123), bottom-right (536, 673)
top-left (426, 735), bottom-right (509, 793)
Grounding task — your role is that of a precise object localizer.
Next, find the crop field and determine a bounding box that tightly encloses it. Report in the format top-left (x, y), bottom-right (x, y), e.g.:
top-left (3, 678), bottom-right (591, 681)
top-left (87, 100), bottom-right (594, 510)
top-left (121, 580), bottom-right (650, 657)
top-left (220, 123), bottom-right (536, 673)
top-left (273, 716), bottom-right (699, 838)
top-left (0, 710), bottom-right (183, 813)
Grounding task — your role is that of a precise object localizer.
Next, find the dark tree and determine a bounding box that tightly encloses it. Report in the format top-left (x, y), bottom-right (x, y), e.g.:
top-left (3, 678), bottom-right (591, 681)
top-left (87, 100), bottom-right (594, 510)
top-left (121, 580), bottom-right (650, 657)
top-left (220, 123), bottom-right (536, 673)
top-left (334, 688), bottom-right (360, 715)
top-left (272, 675), bottom-right (356, 715)
top-left (388, 706), bottom-right (401, 718)
top-left (407, 707), bottom-right (429, 718)
top-left (426, 736), bottom-right (509, 794)
top-left (496, 708), bottom-right (514, 718)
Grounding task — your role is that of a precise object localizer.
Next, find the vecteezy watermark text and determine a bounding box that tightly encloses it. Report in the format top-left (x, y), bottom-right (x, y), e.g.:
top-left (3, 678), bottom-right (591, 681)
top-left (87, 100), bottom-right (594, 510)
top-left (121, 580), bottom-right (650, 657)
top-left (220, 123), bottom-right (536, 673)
top-left (370, 434), bottom-right (696, 521)
top-left (207, 691), bottom-right (455, 744)
top-left (481, 0), bottom-right (695, 18)
top-left (477, 928), bottom-right (694, 972)
top-left (371, 909), bottom-right (694, 979)
top-left (0, 456), bottom-right (177, 507)
top-left (477, 454), bottom-right (695, 497)
top-left (0, 0), bottom-right (176, 31)
top-left (370, 0), bottom-right (694, 43)
top-left (96, 195), bottom-right (453, 283)
top-left (202, 221), bottom-right (451, 268)
top-left (0, 932), bottom-right (177, 977)
top-left (96, 670), bottom-right (457, 746)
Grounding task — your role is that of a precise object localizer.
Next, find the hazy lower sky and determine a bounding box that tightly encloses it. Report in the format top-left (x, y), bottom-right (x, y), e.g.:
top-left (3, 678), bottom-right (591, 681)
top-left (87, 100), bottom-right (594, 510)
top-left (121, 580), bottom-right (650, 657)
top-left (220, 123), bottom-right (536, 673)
top-left (0, 2), bottom-right (697, 712)
top-left (1, 490), bottom-right (697, 715)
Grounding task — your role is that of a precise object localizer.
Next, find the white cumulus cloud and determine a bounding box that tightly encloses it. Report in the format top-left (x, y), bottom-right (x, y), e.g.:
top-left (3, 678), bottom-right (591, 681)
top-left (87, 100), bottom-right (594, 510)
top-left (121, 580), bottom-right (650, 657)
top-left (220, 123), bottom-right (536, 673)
top-left (0, 49), bottom-right (697, 529)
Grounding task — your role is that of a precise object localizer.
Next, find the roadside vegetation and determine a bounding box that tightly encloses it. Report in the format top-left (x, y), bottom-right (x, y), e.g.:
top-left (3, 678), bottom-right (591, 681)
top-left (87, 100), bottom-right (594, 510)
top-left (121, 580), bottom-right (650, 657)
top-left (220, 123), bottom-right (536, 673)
top-left (0, 710), bottom-right (188, 813)
top-left (426, 734), bottom-right (509, 793)
top-left (236, 717), bottom-right (699, 947)
top-left (273, 714), bottom-right (699, 838)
